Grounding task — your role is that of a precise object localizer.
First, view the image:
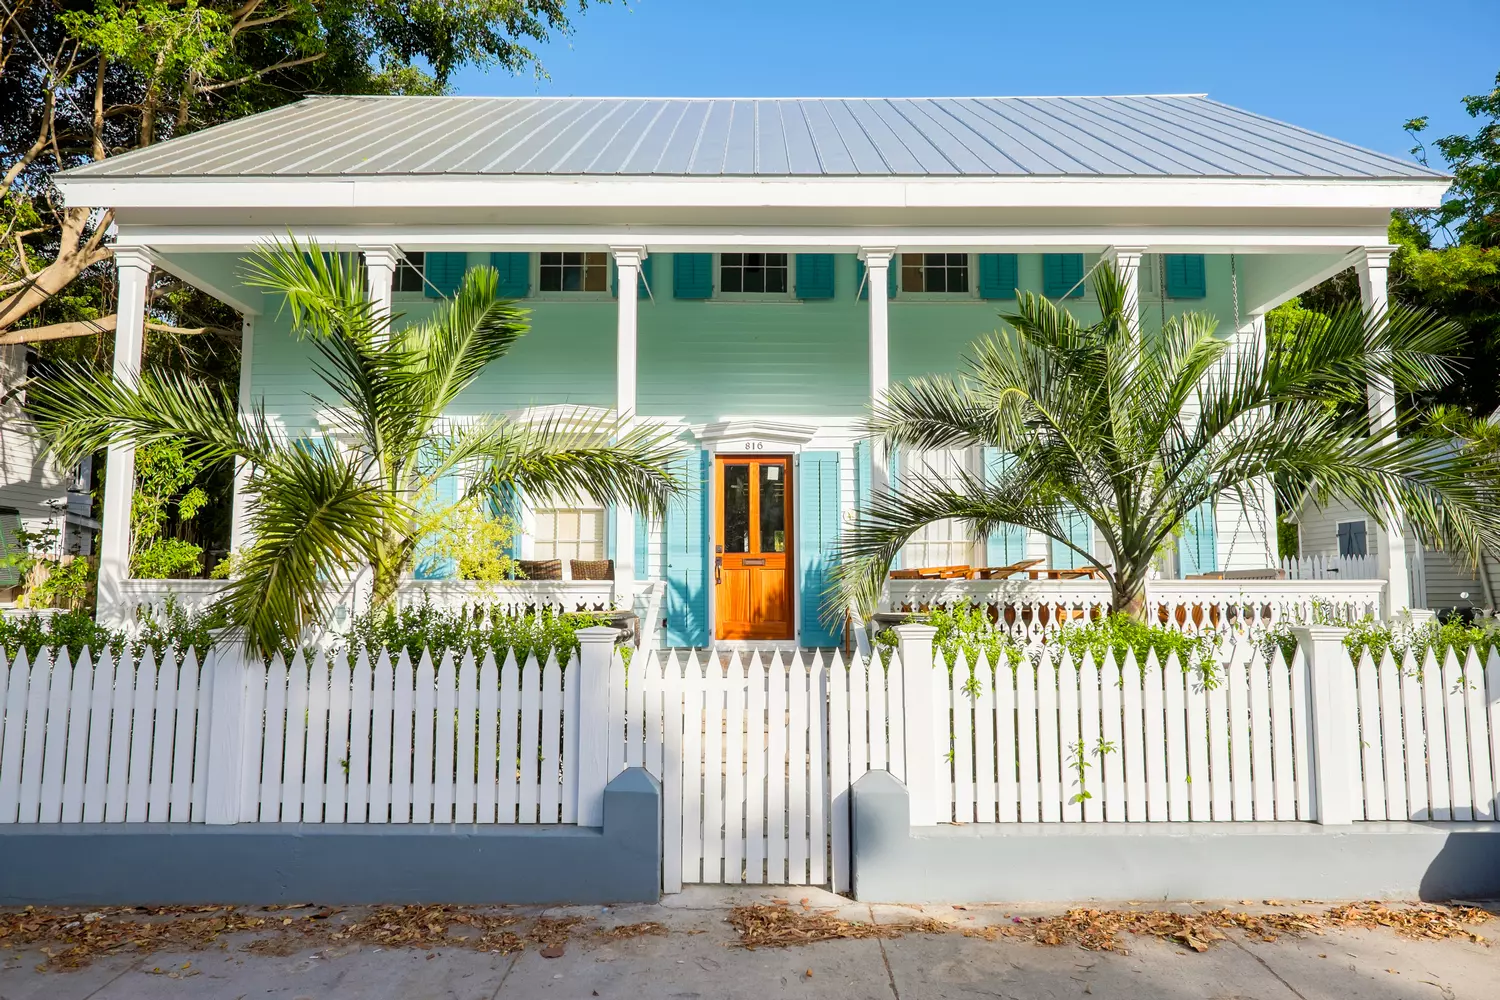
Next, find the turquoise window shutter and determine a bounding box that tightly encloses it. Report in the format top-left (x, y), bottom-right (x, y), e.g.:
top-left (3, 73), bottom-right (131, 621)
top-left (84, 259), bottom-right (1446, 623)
top-left (1164, 254), bottom-right (1207, 299)
top-left (855, 257), bottom-right (898, 301)
top-left (978, 254), bottom-right (1019, 300)
top-left (1179, 502), bottom-right (1219, 576)
top-left (490, 252), bottom-right (530, 297)
top-left (414, 473), bottom-right (459, 579)
top-left (673, 253), bottom-right (714, 299)
top-left (853, 440), bottom-right (872, 512)
top-left (798, 451), bottom-right (843, 647)
top-left (610, 256), bottom-right (653, 299)
top-left (1042, 254), bottom-right (1085, 299)
top-left (795, 254), bottom-right (836, 300)
top-left (424, 252), bottom-right (468, 298)
top-left (982, 448), bottom-right (1026, 565)
top-left (1050, 507), bottom-right (1093, 571)
top-left (665, 451), bottom-right (710, 646)
top-left (487, 483), bottom-right (522, 565)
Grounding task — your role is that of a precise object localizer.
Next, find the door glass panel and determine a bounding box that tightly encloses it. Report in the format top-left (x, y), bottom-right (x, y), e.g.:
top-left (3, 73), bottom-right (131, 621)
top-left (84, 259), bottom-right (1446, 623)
top-left (759, 463), bottom-right (786, 553)
top-left (723, 464), bottom-right (750, 553)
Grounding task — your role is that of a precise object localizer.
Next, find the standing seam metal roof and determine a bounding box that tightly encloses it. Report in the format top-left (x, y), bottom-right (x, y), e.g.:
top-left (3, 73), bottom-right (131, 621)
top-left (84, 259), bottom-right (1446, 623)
top-left (62, 95), bottom-right (1444, 180)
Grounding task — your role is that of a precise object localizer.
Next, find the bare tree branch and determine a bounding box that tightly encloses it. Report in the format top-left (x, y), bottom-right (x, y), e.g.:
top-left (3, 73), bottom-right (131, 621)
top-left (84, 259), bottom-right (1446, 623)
top-left (197, 51), bottom-right (325, 93)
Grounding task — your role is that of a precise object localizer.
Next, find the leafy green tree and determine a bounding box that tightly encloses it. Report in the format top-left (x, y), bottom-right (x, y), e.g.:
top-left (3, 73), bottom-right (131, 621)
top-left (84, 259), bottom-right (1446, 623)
top-left (1, 0), bottom-right (607, 344)
top-left (25, 241), bottom-right (682, 653)
top-left (129, 438), bottom-right (210, 578)
top-left (839, 269), bottom-right (1500, 619)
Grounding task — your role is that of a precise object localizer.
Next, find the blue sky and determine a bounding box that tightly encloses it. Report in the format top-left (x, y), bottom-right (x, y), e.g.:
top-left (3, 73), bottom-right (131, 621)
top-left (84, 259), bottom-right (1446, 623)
top-left (450, 0), bottom-right (1498, 167)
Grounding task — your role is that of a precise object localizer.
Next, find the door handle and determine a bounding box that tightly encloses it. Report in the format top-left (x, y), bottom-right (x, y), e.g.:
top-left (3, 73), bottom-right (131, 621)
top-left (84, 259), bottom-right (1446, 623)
top-left (715, 556), bottom-right (722, 584)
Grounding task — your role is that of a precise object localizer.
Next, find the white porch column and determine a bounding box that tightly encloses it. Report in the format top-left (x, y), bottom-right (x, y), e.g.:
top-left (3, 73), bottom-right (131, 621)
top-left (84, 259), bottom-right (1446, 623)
top-left (96, 247), bottom-right (154, 624)
top-left (1356, 246), bottom-right (1412, 613)
top-left (1106, 245), bottom-right (1148, 327)
top-left (860, 247), bottom-right (896, 492)
top-left (610, 246), bottom-right (645, 598)
top-left (229, 314), bottom-right (256, 553)
top-left (360, 245), bottom-right (398, 328)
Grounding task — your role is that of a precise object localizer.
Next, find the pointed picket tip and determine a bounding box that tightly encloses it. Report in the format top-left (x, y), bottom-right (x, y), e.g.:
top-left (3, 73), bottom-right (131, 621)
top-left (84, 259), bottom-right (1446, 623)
top-left (1357, 647), bottom-right (1378, 671)
top-left (12, 646), bottom-right (30, 673)
top-left (76, 645), bottom-right (94, 674)
top-left (1421, 647), bottom-right (1441, 679)
top-left (182, 647), bottom-right (199, 673)
top-left (500, 647), bottom-right (520, 678)
top-left (478, 648), bottom-right (497, 674)
top-left (394, 647), bottom-right (414, 674)
top-left (1143, 647), bottom-right (1162, 673)
top-left (416, 647), bottom-right (436, 674)
top-left (54, 645), bottom-right (73, 674)
top-left (1163, 649), bottom-right (1183, 676)
top-left (278, 648), bottom-right (297, 673)
top-left (354, 646), bottom-right (373, 673)
top-left (138, 645), bottom-right (157, 673)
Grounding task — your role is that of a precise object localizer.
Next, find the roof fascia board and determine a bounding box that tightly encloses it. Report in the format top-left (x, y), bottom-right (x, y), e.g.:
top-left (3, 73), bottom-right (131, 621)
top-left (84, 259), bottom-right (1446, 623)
top-left (117, 222), bottom-right (1394, 255)
top-left (57, 175), bottom-right (1450, 212)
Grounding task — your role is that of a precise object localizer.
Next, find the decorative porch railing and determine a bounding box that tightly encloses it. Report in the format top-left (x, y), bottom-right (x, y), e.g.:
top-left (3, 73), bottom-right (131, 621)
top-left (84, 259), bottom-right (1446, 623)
top-left (880, 577), bottom-right (1388, 640)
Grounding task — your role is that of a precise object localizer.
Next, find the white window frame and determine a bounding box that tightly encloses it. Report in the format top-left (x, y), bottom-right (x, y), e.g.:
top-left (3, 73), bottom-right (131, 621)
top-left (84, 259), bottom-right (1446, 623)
top-left (391, 249), bottom-right (427, 296)
top-left (531, 250), bottom-right (613, 302)
top-left (713, 251), bottom-right (795, 302)
top-left (896, 252), bottom-right (979, 301)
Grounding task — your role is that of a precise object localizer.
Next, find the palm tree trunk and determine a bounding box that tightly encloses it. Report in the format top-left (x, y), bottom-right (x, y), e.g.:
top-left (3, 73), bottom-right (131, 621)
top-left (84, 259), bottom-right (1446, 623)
top-left (1112, 572), bottom-right (1149, 622)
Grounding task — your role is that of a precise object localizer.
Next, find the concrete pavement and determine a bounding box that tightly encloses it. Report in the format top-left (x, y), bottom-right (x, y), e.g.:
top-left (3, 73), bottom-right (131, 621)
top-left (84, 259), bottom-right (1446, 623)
top-left (1, 888), bottom-right (1494, 1000)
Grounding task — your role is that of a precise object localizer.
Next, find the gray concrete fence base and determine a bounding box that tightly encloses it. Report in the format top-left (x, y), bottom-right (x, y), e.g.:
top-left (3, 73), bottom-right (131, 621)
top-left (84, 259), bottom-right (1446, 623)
top-left (850, 770), bottom-right (1500, 904)
top-left (0, 768), bottom-right (662, 907)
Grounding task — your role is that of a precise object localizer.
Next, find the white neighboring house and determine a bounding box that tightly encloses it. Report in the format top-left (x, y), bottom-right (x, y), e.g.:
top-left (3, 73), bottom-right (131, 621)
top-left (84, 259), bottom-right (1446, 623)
top-left (1289, 491), bottom-right (1499, 614)
top-left (0, 343), bottom-right (97, 597)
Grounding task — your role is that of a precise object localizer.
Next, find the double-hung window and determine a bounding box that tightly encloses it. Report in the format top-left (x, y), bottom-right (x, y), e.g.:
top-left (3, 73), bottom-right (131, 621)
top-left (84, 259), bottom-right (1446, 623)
top-left (532, 505), bottom-right (606, 562)
top-left (720, 253), bottom-right (789, 294)
top-left (539, 251), bottom-right (608, 293)
top-left (900, 253), bottom-right (970, 294)
top-left (899, 448), bottom-right (981, 568)
top-left (392, 251), bottom-right (425, 292)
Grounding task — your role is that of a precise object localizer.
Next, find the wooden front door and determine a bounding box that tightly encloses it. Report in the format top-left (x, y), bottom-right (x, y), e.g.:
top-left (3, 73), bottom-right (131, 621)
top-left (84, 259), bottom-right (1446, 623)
top-left (715, 455), bottom-right (794, 641)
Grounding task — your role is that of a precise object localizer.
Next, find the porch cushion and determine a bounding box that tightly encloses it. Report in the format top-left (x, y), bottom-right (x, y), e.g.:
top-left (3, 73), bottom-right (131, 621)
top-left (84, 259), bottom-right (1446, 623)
top-left (517, 558), bottom-right (563, 581)
top-left (570, 559), bottom-right (614, 581)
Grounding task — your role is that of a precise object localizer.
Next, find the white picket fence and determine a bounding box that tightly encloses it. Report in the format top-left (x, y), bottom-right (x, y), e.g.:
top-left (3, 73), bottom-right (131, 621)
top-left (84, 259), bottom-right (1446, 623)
top-left (245, 648), bottom-right (574, 824)
top-left (0, 647), bottom-right (209, 824)
top-left (1351, 648), bottom-right (1500, 822)
top-left (1280, 554), bottom-right (1377, 580)
top-left (623, 650), bottom-right (830, 892)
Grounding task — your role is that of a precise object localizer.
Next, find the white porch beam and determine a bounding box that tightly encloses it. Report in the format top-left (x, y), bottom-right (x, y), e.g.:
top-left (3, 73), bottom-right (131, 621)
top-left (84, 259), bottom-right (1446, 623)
top-left (1356, 246), bottom-right (1412, 613)
top-left (1105, 245), bottom-right (1148, 327)
top-left (861, 247), bottom-right (896, 493)
top-left (610, 246), bottom-right (646, 597)
top-left (96, 247), bottom-right (154, 626)
top-left (118, 223), bottom-right (1397, 256)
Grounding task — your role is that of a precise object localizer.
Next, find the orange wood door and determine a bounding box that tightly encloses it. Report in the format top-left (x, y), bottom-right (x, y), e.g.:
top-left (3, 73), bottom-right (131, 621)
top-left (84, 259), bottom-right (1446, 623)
top-left (715, 456), bottom-right (794, 641)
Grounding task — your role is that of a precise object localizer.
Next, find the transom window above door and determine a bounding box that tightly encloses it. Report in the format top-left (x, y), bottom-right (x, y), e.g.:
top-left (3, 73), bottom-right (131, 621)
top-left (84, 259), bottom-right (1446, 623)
top-left (539, 251), bottom-right (608, 292)
top-left (901, 253), bottom-right (970, 294)
top-left (719, 253), bottom-right (789, 294)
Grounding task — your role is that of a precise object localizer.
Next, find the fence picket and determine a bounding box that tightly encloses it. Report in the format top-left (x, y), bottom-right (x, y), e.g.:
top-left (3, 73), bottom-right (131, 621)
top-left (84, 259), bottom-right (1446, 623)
top-left (662, 651), bottom-right (684, 893)
top-left (1141, 652), bottom-right (1167, 821)
top-left (1056, 653), bottom-right (1080, 822)
top-left (1442, 651), bottom-right (1472, 822)
top-left (540, 654), bottom-right (563, 824)
top-left (809, 657), bottom-right (828, 887)
top-left (61, 649), bottom-right (92, 823)
top-left (951, 653), bottom-right (974, 824)
top-left (1290, 648), bottom-right (1314, 820)
top-left (1119, 651), bottom-right (1145, 822)
top-left (496, 652), bottom-right (520, 824)
top-left (1268, 647), bottom-right (1297, 821)
top-left (1205, 655), bottom-right (1232, 822)
top-left (432, 652), bottom-right (457, 825)
top-left (1247, 647), bottom-right (1275, 822)
top-left (770, 651), bottom-right (793, 886)
top-left (454, 652), bottom-right (477, 825)
top-left (83, 650), bottom-right (113, 823)
top-left (786, 657), bottom-right (808, 884)
top-left (189, 650), bottom-right (212, 821)
top-left (867, 649), bottom-right (887, 773)
top-left (476, 652), bottom-right (499, 824)
top-left (607, 648), bottom-right (627, 779)
top-left (1100, 653), bottom-right (1126, 822)
top-left (975, 651), bottom-right (999, 824)
top-left (703, 655), bottom-right (726, 883)
top-left (723, 653), bottom-right (746, 883)
top-left (681, 653), bottom-right (704, 885)
top-left (13, 650), bottom-right (46, 822)
top-left (169, 651), bottom-right (198, 822)
top-left (1398, 654), bottom-right (1427, 820)
top-left (886, 645), bottom-right (906, 783)
top-left (1079, 653), bottom-right (1103, 823)
top-left (1226, 650), bottom-right (1252, 822)
top-left (348, 652), bottom-right (374, 824)
top-left (305, 651), bottom-right (331, 823)
top-left (0, 650), bottom-right (14, 822)
top-left (745, 656), bottom-right (767, 884)
top-left (518, 654), bottom-right (541, 824)
top-left (561, 650), bottom-right (581, 826)
top-left (38, 648), bottom-right (73, 823)
top-left (994, 651), bottom-right (1018, 823)
top-left (1034, 652), bottom-right (1059, 822)
top-left (124, 648), bottom-right (156, 822)
top-left (1462, 648), bottom-right (1493, 821)
top-left (1354, 652), bottom-right (1384, 820)
top-left (324, 653), bottom-right (352, 824)
top-left (1420, 652), bottom-right (1451, 820)
top-left (1169, 654), bottom-right (1198, 821)
top-left (281, 653), bottom-right (308, 822)
top-left (143, 649), bottom-right (176, 823)
top-left (1487, 651), bottom-right (1500, 821)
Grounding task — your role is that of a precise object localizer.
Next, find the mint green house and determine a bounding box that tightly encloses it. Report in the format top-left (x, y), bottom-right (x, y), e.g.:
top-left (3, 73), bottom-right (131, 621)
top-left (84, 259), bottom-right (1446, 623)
top-left (55, 96), bottom-right (1447, 645)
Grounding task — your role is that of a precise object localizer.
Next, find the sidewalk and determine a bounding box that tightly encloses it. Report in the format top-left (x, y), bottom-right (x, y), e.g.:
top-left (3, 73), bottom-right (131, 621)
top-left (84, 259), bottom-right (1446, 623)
top-left (2, 888), bottom-right (1495, 1000)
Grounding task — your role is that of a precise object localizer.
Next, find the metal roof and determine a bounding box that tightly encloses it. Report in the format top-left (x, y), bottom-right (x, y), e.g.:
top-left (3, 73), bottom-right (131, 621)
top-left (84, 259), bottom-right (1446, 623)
top-left (64, 95), bottom-right (1442, 181)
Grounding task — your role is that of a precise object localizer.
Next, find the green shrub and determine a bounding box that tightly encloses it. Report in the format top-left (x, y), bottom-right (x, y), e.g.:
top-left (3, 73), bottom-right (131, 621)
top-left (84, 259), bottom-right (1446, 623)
top-left (1257, 611), bottom-right (1498, 670)
top-left (0, 596), bottom-right (225, 661)
top-left (337, 600), bottom-right (612, 665)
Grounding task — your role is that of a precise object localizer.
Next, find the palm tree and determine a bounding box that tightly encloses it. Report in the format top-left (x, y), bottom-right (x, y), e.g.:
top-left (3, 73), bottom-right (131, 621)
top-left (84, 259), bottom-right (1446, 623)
top-left (28, 240), bottom-right (683, 652)
top-left (841, 267), bottom-right (1500, 619)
